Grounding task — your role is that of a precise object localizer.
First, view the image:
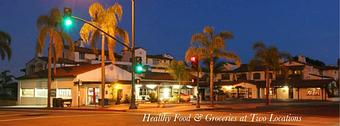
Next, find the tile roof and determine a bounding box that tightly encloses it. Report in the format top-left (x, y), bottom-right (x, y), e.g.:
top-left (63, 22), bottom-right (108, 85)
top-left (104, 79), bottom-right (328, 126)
top-left (17, 64), bottom-right (102, 80)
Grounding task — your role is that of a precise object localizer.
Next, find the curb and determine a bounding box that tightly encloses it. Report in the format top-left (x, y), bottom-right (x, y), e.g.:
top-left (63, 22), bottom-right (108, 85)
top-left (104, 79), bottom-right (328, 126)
top-left (0, 107), bottom-right (128, 112)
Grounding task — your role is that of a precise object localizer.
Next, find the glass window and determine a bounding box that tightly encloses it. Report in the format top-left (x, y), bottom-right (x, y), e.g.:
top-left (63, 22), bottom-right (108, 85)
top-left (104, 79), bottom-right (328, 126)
top-left (35, 88), bottom-right (47, 97)
top-left (307, 88), bottom-right (320, 96)
top-left (253, 73), bottom-right (261, 80)
top-left (57, 88), bottom-right (72, 98)
top-left (221, 74), bottom-right (230, 80)
top-left (139, 88), bottom-right (147, 95)
top-left (21, 88), bottom-right (34, 97)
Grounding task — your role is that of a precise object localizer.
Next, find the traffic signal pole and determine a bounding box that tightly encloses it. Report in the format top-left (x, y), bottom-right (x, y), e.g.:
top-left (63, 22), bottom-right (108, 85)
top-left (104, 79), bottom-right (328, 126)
top-left (64, 3), bottom-right (138, 109)
top-left (196, 63), bottom-right (200, 108)
top-left (129, 0), bottom-right (137, 109)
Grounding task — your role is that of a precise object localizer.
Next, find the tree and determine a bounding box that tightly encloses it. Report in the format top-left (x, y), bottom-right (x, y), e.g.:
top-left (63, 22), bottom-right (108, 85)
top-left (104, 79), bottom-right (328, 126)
top-left (0, 70), bottom-right (16, 97)
top-left (0, 31), bottom-right (11, 60)
top-left (80, 2), bottom-right (129, 107)
top-left (36, 8), bottom-right (74, 108)
top-left (167, 60), bottom-right (190, 103)
top-left (185, 26), bottom-right (241, 106)
top-left (249, 41), bottom-right (290, 105)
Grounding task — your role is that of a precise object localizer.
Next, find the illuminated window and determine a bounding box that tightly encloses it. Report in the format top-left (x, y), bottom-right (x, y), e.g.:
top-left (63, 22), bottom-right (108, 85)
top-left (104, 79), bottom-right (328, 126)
top-left (21, 88), bottom-right (34, 97)
top-left (307, 88), bottom-right (320, 96)
top-left (57, 88), bottom-right (72, 98)
top-left (35, 88), bottom-right (47, 97)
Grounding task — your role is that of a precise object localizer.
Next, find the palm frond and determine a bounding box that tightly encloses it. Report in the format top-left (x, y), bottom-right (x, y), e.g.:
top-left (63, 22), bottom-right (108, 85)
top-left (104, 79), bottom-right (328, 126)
top-left (211, 36), bottom-right (225, 50)
top-left (36, 27), bottom-right (50, 55)
top-left (203, 26), bottom-right (214, 37)
top-left (88, 2), bottom-right (105, 21)
top-left (107, 36), bottom-right (116, 64)
top-left (191, 33), bottom-right (209, 47)
top-left (185, 47), bottom-right (208, 62)
top-left (108, 2), bottom-right (123, 21)
top-left (0, 46), bottom-right (6, 60)
top-left (36, 15), bottom-right (49, 29)
top-left (51, 30), bottom-right (63, 61)
top-left (0, 31), bottom-right (11, 44)
top-left (216, 50), bottom-right (241, 67)
top-left (80, 23), bottom-right (97, 43)
top-left (59, 31), bottom-right (74, 52)
top-left (115, 27), bottom-right (130, 50)
top-left (219, 31), bottom-right (233, 40)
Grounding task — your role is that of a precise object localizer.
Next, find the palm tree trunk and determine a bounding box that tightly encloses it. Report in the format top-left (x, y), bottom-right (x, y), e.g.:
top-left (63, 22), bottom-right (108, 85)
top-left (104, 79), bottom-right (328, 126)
top-left (209, 59), bottom-right (214, 107)
top-left (265, 69), bottom-right (270, 105)
top-left (47, 43), bottom-right (52, 108)
top-left (101, 35), bottom-right (105, 108)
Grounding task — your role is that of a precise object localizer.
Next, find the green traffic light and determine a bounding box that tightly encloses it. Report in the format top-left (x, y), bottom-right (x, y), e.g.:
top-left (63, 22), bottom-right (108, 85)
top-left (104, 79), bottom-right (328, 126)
top-left (63, 17), bottom-right (73, 27)
top-left (135, 64), bottom-right (144, 74)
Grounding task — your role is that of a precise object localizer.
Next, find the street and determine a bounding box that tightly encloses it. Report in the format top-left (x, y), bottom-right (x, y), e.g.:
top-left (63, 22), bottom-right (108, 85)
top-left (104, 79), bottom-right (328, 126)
top-left (0, 102), bottom-right (338, 126)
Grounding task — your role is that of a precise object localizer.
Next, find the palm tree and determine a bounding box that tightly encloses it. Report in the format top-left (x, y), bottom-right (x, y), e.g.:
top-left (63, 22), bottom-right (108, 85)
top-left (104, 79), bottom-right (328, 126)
top-left (79, 2), bottom-right (129, 107)
top-left (167, 60), bottom-right (190, 103)
top-left (185, 26), bottom-right (241, 106)
top-left (0, 31), bottom-right (11, 61)
top-left (249, 41), bottom-right (290, 105)
top-left (36, 8), bottom-right (74, 108)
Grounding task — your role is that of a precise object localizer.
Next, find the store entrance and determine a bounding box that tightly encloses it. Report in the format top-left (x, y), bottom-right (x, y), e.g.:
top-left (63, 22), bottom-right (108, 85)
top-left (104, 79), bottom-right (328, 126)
top-left (87, 88), bottom-right (100, 105)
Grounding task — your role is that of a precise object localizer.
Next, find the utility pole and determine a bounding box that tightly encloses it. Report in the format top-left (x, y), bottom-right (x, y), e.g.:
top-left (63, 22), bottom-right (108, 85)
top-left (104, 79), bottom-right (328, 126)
top-left (196, 63), bottom-right (200, 108)
top-left (129, 0), bottom-right (137, 109)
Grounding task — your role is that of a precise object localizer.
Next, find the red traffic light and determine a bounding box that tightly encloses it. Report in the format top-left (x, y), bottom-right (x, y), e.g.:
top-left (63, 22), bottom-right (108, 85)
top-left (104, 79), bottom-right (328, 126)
top-left (190, 56), bottom-right (197, 62)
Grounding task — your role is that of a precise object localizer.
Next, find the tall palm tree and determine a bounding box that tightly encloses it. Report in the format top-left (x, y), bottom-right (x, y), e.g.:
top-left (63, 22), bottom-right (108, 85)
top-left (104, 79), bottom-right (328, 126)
top-left (167, 60), bottom-right (190, 103)
top-left (36, 8), bottom-right (74, 108)
top-left (185, 26), bottom-right (241, 106)
top-left (249, 41), bottom-right (290, 105)
top-left (80, 2), bottom-right (129, 107)
top-left (0, 31), bottom-right (11, 61)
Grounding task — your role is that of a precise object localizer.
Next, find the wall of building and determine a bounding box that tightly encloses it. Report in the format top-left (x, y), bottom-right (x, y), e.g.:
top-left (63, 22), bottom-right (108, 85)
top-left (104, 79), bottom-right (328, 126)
top-left (18, 78), bottom-right (76, 106)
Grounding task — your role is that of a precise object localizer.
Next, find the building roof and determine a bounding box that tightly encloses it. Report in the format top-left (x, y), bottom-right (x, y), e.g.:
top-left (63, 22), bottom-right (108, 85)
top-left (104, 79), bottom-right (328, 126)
top-left (318, 66), bottom-right (338, 70)
top-left (64, 46), bottom-right (122, 59)
top-left (17, 64), bottom-right (102, 80)
top-left (216, 79), bottom-right (336, 88)
top-left (147, 54), bottom-right (173, 60)
top-left (233, 64), bottom-right (267, 72)
top-left (36, 57), bottom-right (90, 65)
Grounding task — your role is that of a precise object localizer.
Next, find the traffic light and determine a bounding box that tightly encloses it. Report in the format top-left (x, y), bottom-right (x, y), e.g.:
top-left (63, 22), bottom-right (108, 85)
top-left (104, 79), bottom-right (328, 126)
top-left (190, 56), bottom-right (198, 69)
top-left (63, 8), bottom-right (73, 28)
top-left (135, 57), bottom-right (144, 74)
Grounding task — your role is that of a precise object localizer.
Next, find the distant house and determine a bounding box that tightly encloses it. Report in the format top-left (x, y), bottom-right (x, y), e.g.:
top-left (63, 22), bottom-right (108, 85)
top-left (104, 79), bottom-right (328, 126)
top-left (214, 55), bottom-right (339, 100)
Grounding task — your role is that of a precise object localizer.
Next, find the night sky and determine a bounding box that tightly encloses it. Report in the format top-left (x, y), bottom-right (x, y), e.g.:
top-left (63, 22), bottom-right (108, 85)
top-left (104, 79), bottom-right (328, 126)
top-left (0, 0), bottom-right (339, 76)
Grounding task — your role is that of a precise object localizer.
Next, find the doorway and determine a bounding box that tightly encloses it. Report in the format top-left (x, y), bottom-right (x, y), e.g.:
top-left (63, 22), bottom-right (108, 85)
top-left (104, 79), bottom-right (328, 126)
top-left (87, 88), bottom-right (99, 105)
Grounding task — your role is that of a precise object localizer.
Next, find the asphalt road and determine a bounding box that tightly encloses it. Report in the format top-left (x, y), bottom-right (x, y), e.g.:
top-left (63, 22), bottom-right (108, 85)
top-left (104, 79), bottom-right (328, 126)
top-left (0, 102), bottom-right (338, 126)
